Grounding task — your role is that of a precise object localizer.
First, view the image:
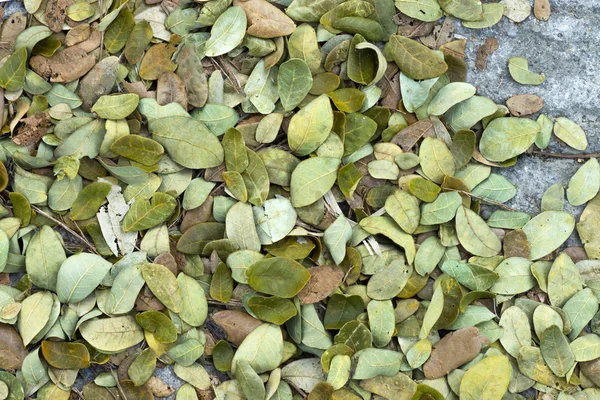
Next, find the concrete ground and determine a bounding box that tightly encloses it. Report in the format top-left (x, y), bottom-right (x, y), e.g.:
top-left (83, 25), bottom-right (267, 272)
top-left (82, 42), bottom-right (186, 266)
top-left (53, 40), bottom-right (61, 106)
top-left (3, 0), bottom-right (599, 397)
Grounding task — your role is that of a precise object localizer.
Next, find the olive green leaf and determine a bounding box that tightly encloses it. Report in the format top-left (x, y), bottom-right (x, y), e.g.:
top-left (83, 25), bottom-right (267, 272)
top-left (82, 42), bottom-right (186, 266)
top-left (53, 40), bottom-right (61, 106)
top-left (522, 211), bottom-right (575, 260)
top-left (41, 340), bottom-right (90, 369)
top-left (288, 95), bottom-right (333, 156)
top-left (400, 72), bottom-right (439, 113)
top-left (151, 116), bottom-right (224, 169)
top-left (489, 257), bottom-right (535, 295)
top-left (246, 258), bottom-right (310, 298)
top-left (352, 348), bottom-right (403, 380)
top-left (135, 311), bottom-right (178, 343)
top-left (329, 88), bottom-right (366, 113)
top-left (450, 130), bottom-right (476, 169)
top-left (122, 192), bottom-right (176, 232)
top-left (327, 354), bottom-right (351, 390)
top-left (395, 0), bottom-right (442, 22)
top-left (462, 3), bottom-right (505, 29)
top-left (472, 173), bottom-right (517, 203)
top-left (415, 236), bottom-right (445, 276)
top-left (182, 178), bottom-right (215, 211)
top-left (542, 183), bottom-right (565, 212)
top-left (324, 216), bottom-right (353, 265)
top-left (18, 291), bottom-right (54, 346)
top-left (562, 288), bottom-right (598, 340)
top-left (343, 112), bottom-right (378, 156)
top-left (419, 137), bottom-right (455, 184)
top-left (128, 348), bottom-right (156, 386)
top-left (420, 192), bottom-right (462, 225)
top-left (360, 216), bottom-right (416, 263)
top-left (213, 340), bottom-right (234, 372)
top-left (487, 210), bottom-right (531, 229)
top-left (231, 323), bottom-right (283, 374)
top-left (241, 149), bottom-right (270, 207)
top-left (236, 359), bottom-right (265, 400)
top-left (438, 0), bottom-right (483, 21)
top-left (287, 24), bottom-right (321, 73)
top-left (57, 254), bottom-right (112, 304)
top-left (460, 356), bottom-right (511, 399)
top-left (278, 59), bottom-right (313, 112)
top-left (124, 21), bottom-right (153, 65)
top-left (141, 263), bottom-right (183, 313)
top-left (70, 181), bottom-right (112, 221)
top-left (0, 47), bottom-right (27, 92)
top-left (570, 334), bottom-right (600, 362)
top-left (553, 117), bottom-right (588, 151)
top-left (479, 117), bottom-right (540, 162)
top-left (104, 8), bottom-right (135, 54)
top-left (248, 296), bottom-right (297, 325)
top-left (445, 95), bottom-right (498, 132)
top-left (428, 83), bottom-right (476, 116)
top-left (540, 325), bottom-right (574, 377)
top-left (441, 260), bottom-right (498, 291)
top-left (91, 94), bottom-right (139, 119)
top-left (547, 253), bottom-right (584, 308)
top-left (110, 135), bottom-right (164, 166)
top-left (347, 34), bottom-right (375, 85)
top-left (25, 225), bottom-right (66, 292)
top-left (455, 206), bottom-right (501, 257)
top-left (533, 304), bottom-right (564, 339)
top-left (177, 222), bottom-right (225, 254)
top-left (567, 163), bottom-right (596, 207)
top-left (168, 339), bottom-right (204, 367)
top-left (500, 306), bottom-right (532, 358)
top-left (204, 6), bottom-right (247, 57)
top-left (367, 259), bottom-right (411, 300)
top-left (354, 42), bottom-right (387, 87)
top-left (290, 157), bottom-right (340, 208)
top-left (79, 316), bottom-right (144, 353)
top-left (324, 294), bottom-right (365, 330)
top-left (385, 190), bottom-right (420, 234)
top-left (508, 57), bottom-right (546, 85)
top-left (388, 35), bottom-right (448, 80)
top-left (536, 114), bottom-right (553, 149)
top-left (210, 262), bottom-right (234, 303)
top-left (222, 128), bottom-right (248, 173)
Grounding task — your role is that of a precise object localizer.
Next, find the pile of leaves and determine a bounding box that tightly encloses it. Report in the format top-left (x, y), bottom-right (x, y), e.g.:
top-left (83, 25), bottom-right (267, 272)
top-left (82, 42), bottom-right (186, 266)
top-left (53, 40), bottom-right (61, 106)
top-left (0, 0), bottom-right (599, 398)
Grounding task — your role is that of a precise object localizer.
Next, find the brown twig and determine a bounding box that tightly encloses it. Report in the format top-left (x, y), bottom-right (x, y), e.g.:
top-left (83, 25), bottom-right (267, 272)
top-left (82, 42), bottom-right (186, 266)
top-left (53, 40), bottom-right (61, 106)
top-left (446, 189), bottom-right (520, 212)
top-left (30, 205), bottom-right (98, 254)
top-left (529, 150), bottom-right (600, 159)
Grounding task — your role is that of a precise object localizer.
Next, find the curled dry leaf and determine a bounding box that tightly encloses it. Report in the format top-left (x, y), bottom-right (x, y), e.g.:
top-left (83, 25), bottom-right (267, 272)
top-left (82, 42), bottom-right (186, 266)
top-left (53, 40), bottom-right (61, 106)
top-left (476, 37), bottom-right (499, 71)
top-left (29, 46), bottom-right (95, 82)
top-left (234, 0), bottom-right (296, 38)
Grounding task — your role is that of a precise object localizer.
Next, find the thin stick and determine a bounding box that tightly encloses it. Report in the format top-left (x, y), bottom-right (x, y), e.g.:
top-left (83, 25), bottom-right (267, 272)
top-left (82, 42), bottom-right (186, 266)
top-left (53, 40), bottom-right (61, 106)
top-left (31, 205), bottom-right (98, 254)
top-left (529, 151), bottom-right (600, 159)
top-left (446, 189), bottom-right (520, 212)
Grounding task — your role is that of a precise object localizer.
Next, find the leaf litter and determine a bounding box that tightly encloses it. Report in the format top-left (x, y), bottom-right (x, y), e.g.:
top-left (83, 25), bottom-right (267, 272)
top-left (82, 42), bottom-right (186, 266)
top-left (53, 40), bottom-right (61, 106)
top-left (0, 0), bottom-right (594, 399)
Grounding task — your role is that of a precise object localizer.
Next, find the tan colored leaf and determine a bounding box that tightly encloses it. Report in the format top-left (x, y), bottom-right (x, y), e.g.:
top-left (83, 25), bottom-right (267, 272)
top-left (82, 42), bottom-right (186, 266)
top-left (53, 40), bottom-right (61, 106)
top-left (30, 46), bottom-right (95, 83)
top-left (233, 0), bottom-right (296, 38)
top-left (297, 265), bottom-right (344, 304)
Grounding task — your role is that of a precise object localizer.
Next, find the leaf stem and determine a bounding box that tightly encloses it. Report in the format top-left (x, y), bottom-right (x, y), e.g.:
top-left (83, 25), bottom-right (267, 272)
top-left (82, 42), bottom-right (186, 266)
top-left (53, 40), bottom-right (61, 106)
top-left (529, 150), bottom-right (600, 159)
top-left (446, 189), bottom-right (520, 212)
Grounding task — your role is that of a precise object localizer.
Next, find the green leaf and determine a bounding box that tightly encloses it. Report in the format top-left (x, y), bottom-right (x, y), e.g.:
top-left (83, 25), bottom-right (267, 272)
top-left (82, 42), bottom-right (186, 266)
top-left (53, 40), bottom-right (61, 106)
top-left (222, 128), bottom-right (248, 173)
top-left (0, 47), bottom-right (27, 92)
top-left (204, 7), bottom-right (247, 57)
top-left (290, 157), bottom-right (340, 208)
top-left (177, 273), bottom-right (208, 327)
top-left (394, 0), bottom-right (442, 22)
top-left (79, 315), bottom-right (144, 353)
top-left (287, 95), bottom-right (333, 156)
top-left (489, 257), bottom-right (535, 295)
top-left (174, 363), bottom-right (211, 391)
top-left (136, 311), bottom-right (178, 343)
top-left (182, 178), bottom-right (215, 211)
top-left (360, 216), bottom-right (416, 264)
top-left (332, 17), bottom-right (384, 42)
top-left (567, 158), bottom-right (600, 206)
top-left (177, 222), bottom-right (225, 254)
top-left (428, 82), bottom-right (476, 116)
top-left (438, 0), bottom-right (483, 21)
top-left (562, 288), bottom-right (598, 340)
top-left (15, 26), bottom-right (52, 51)
top-left (141, 263), bottom-right (183, 313)
top-left (547, 253), bottom-right (584, 308)
top-left (236, 359), bottom-right (265, 400)
top-left (445, 96), bottom-right (498, 132)
top-left (122, 192), bottom-right (176, 232)
top-left (287, 24), bottom-right (321, 73)
top-left (150, 116), bottom-right (224, 169)
top-left (278, 58), bottom-right (313, 112)
top-left (41, 340), bottom-right (90, 369)
top-left (500, 306), bottom-right (532, 358)
top-left (553, 117), bottom-right (588, 151)
top-left (246, 258), bottom-right (310, 298)
top-left (168, 339), bottom-right (204, 367)
top-left (414, 236), bottom-right (445, 276)
top-left (231, 323), bottom-right (283, 374)
top-left (367, 299), bottom-right (395, 347)
top-left (420, 192), bottom-right (462, 225)
top-left (343, 112), bottom-right (378, 156)
top-left (352, 348), bottom-right (403, 380)
top-left (329, 88), bottom-right (366, 113)
top-left (472, 173), bottom-right (517, 203)
top-left (441, 260), bottom-right (498, 291)
top-left (462, 3), bottom-right (505, 28)
top-left (459, 356), bottom-right (511, 399)
top-left (210, 262), bottom-right (233, 303)
top-left (57, 253), bottom-right (112, 303)
top-left (324, 294), bottom-right (365, 330)
top-left (385, 190), bottom-right (420, 234)
top-left (455, 206), bottom-right (501, 257)
top-left (286, 0), bottom-right (345, 22)
top-left (92, 94), bottom-right (139, 119)
top-left (324, 216), bottom-right (353, 265)
top-left (508, 57), bottom-right (546, 85)
top-left (367, 259), bottom-right (412, 300)
top-left (104, 8), bottom-right (135, 54)
top-left (354, 42), bottom-right (387, 87)
top-left (128, 348), bottom-right (156, 386)
top-left (419, 137), bottom-right (455, 184)
top-left (254, 198), bottom-right (297, 245)
top-left (480, 117), bottom-right (540, 162)
top-left (388, 35), bottom-right (448, 80)
top-left (248, 296), bottom-right (297, 325)
top-left (522, 211), bottom-right (575, 260)
top-left (18, 291), bottom-right (54, 346)
top-left (25, 225), bottom-right (66, 291)
top-left (540, 325), bottom-right (574, 377)
top-left (124, 21), bottom-right (153, 65)
top-left (241, 149), bottom-right (270, 206)
top-left (487, 210), bottom-right (531, 229)
top-left (570, 334), bottom-right (600, 362)
top-left (105, 264), bottom-right (145, 315)
top-left (110, 135), bottom-right (164, 166)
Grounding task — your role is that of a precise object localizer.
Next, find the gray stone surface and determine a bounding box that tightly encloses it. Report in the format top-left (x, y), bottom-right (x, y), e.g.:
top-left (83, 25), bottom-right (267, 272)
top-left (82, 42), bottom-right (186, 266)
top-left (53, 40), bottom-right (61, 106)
top-left (455, 0), bottom-right (600, 226)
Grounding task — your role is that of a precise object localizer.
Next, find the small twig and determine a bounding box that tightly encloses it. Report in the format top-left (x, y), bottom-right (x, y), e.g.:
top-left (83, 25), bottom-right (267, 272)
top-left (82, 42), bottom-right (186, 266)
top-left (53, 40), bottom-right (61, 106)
top-left (446, 189), bottom-right (520, 212)
top-left (0, 88), bottom-right (4, 127)
top-left (529, 150), bottom-right (600, 159)
top-left (30, 205), bottom-right (98, 254)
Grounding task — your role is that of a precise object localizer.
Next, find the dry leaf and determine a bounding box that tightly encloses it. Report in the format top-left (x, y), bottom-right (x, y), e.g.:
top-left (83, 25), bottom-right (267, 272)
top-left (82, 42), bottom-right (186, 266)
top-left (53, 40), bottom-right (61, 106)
top-left (46, 0), bottom-right (73, 32)
top-left (30, 46), bottom-right (95, 82)
top-left (423, 327), bottom-right (486, 379)
top-left (157, 72), bottom-right (188, 109)
top-left (534, 0), bottom-right (550, 21)
top-left (12, 112), bottom-right (50, 147)
top-left (297, 265), bottom-right (344, 304)
top-left (212, 310), bottom-right (262, 346)
top-left (506, 94), bottom-right (544, 116)
top-left (476, 37), bottom-right (499, 71)
top-left (391, 120), bottom-right (435, 151)
top-left (233, 0), bottom-right (295, 38)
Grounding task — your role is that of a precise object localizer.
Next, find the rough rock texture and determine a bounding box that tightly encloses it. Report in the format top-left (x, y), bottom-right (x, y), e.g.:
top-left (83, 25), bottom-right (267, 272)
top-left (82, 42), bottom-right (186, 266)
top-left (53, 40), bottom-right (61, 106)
top-left (454, 0), bottom-right (600, 226)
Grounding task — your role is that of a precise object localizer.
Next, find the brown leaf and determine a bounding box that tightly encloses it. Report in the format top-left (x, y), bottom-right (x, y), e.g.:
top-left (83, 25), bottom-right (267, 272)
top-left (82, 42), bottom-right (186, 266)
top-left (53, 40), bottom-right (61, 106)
top-left (140, 43), bottom-right (177, 81)
top-left (146, 376), bottom-right (175, 398)
top-left (391, 120), bottom-right (435, 151)
top-left (581, 358), bottom-right (600, 387)
top-left (419, 17), bottom-right (455, 49)
top-left (212, 310), bottom-right (262, 346)
top-left (423, 327), bottom-right (485, 379)
top-left (123, 81), bottom-right (156, 99)
top-left (506, 94), bottom-right (544, 116)
top-left (297, 265), bottom-right (344, 304)
top-left (534, 0), bottom-right (550, 21)
top-left (563, 246), bottom-right (587, 263)
top-left (476, 37), bottom-right (499, 71)
top-left (181, 196), bottom-right (214, 233)
top-left (65, 23), bottom-right (91, 46)
top-left (46, 0), bottom-right (73, 32)
top-left (0, 12), bottom-right (26, 60)
top-left (0, 323), bottom-right (28, 370)
top-left (30, 46), bottom-right (95, 83)
top-left (120, 380), bottom-right (154, 400)
top-left (444, 54), bottom-right (467, 82)
top-left (157, 72), bottom-right (188, 109)
top-left (135, 286), bottom-right (166, 311)
top-left (79, 56), bottom-right (120, 111)
top-left (154, 252), bottom-right (178, 275)
top-left (381, 69), bottom-right (400, 109)
top-left (73, 25), bottom-right (101, 52)
top-left (175, 43), bottom-right (207, 108)
top-left (233, 0), bottom-right (295, 38)
top-left (394, 13), bottom-right (435, 38)
top-left (440, 39), bottom-right (466, 60)
top-left (12, 112), bottom-right (51, 147)
top-left (503, 229), bottom-right (530, 258)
